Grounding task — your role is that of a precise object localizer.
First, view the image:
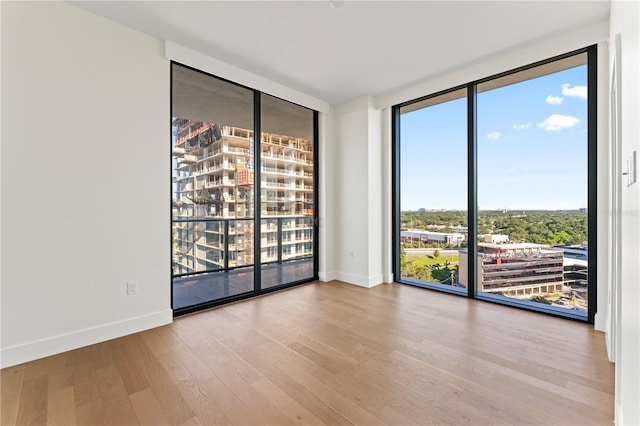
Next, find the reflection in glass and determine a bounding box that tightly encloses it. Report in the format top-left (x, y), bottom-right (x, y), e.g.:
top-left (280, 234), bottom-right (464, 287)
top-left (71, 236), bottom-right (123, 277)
top-left (260, 94), bottom-right (315, 289)
top-left (171, 63), bottom-right (255, 310)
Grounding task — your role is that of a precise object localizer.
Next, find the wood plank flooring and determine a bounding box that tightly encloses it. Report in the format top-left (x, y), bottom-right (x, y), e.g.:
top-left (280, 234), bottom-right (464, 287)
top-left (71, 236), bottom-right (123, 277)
top-left (1, 281), bottom-right (614, 425)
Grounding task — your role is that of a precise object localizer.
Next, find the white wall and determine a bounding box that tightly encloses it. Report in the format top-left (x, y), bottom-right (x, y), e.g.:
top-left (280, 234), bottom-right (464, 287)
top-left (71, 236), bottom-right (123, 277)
top-left (610, 2), bottom-right (640, 424)
top-left (318, 111), bottom-right (335, 282)
top-left (367, 103), bottom-right (384, 285)
top-left (0, 1), bottom-right (172, 367)
top-left (327, 96), bottom-right (385, 287)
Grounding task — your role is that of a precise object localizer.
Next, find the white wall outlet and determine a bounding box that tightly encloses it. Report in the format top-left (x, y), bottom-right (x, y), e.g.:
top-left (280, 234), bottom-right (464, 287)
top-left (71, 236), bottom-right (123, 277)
top-left (626, 151), bottom-right (637, 186)
top-left (126, 281), bottom-right (137, 295)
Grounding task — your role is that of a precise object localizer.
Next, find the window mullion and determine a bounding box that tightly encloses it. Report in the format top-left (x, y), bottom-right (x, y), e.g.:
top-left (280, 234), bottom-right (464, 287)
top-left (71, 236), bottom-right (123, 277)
top-left (253, 90), bottom-right (261, 293)
top-left (467, 83), bottom-right (478, 299)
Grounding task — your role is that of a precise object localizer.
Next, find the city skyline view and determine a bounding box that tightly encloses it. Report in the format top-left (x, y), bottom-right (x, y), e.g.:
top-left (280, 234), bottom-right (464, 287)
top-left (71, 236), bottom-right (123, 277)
top-left (400, 64), bottom-right (588, 211)
top-left (398, 55), bottom-right (591, 316)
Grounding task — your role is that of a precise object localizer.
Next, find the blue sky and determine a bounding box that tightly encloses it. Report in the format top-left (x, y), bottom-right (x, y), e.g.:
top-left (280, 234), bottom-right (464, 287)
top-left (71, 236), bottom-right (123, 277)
top-left (400, 65), bottom-right (588, 211)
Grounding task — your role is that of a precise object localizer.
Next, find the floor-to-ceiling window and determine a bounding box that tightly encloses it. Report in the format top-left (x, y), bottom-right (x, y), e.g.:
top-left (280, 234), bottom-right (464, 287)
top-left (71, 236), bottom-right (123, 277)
top-left (398, 88), bottom-right (468, 295)
top-left (394, 47), bottom-right (596, 322)
top-left (171, 63), bottom-right (318, 315)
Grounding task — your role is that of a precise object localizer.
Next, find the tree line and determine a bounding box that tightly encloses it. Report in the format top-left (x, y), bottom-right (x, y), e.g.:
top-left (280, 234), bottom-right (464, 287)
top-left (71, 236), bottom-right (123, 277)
top-left (401, 210), bottom-right (587, 246)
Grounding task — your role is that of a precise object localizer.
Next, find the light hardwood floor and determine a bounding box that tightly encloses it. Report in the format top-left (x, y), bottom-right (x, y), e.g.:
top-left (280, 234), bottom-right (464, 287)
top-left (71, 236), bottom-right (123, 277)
top-left (1, 281), bottom-right (614, 425)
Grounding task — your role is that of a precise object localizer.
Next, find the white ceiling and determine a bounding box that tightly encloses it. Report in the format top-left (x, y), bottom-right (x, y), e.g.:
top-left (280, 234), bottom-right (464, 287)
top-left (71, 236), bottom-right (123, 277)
top-left (70, 1), bottom-right (610, 105)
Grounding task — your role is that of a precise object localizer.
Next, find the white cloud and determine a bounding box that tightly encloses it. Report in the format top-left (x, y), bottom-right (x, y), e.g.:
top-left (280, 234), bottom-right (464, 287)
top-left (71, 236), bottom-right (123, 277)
top-left (513, 122), bottom-right (531, 130)
top-left (546, 95), bottom-right (564, 105)
top-left (486, 132), bottom-right (501, 140)
top-left (561, 83), bottom-right (588, 100)
top-left (537, 114), bottom-right (580, 131)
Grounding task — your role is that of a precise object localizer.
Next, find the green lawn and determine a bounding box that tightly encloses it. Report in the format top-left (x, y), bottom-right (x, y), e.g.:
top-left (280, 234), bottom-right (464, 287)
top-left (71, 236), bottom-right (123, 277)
top-left (406, 255), bottom-right (459, 267)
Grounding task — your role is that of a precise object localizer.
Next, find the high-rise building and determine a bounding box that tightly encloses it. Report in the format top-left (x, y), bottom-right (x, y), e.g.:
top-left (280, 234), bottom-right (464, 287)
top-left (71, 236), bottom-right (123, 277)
top-left (172, 119), bottom-right (314, 275)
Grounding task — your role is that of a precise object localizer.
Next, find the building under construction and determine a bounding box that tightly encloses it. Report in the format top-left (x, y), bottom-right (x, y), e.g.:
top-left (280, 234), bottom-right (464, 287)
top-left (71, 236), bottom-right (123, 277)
top-left (172, 119), bottom-right (314, 275)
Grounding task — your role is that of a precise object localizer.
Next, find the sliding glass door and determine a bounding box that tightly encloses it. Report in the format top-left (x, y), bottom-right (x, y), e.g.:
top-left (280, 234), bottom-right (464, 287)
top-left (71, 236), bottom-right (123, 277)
top-left (394, 47), bottom-right (596, 322)
top-left (260, 94), bottom-right (316, 289)
top-left (171, 64), bottom-right (318, 315)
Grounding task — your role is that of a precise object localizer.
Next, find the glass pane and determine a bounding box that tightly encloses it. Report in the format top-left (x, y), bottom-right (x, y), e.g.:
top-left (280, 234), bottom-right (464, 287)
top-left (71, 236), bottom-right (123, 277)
top-left (475, 54), bottom-right (589, 316)
top-left (172, 63), bottom-right (255, 310)
top-left (260, 94), bottom-right (315, 289)
top-left (399, 88), bottom-right (467, 292)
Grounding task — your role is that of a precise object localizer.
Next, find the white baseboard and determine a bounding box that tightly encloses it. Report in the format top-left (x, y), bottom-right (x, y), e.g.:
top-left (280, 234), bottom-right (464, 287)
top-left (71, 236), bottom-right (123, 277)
top-left (605, 328), bottom-right (613, 363)
top-left (335, 272), bottom-right (384, 288)
top-left (603, 315), bottom-right (616, 363)
top-left (594, 312), bottom-right (606, 332)
top-left (367, 274), bottom-right (384, 287)
top-left (321, 271), bottom-right (391, 287)
top-left (319, 270), bottom-right (337, 282)
top-left (0, 309), bottom-right (173, 368)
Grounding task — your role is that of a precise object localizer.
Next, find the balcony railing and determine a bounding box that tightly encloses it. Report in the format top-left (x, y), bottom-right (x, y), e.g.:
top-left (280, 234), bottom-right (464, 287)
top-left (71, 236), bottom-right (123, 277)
top-left (261, 152), bottom-right (313, 165)
top-left (261, 167), bottom-right (313, 178)
top-left (172, 216), bottom-right (314, 278)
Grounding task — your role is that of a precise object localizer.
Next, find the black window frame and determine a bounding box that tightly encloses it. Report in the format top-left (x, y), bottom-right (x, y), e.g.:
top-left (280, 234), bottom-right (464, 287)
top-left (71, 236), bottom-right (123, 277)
top-left (392, 45), bottom-right (597, 323)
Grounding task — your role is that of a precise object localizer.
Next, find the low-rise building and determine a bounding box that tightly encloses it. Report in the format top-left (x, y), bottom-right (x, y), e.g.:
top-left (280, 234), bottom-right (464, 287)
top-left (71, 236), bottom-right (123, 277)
top-left (400, 229), bottom-right (465, 245)
top-left (459, 242), bottom-right (565, 296)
